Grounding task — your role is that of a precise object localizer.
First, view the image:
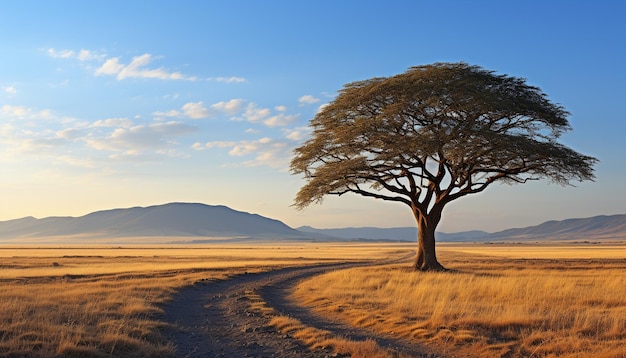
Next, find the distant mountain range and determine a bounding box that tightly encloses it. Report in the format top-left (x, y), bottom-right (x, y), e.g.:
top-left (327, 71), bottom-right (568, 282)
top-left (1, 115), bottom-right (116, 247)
top-left (296, 226), bottom-right (490, 242)
top-left (299, 214), bottom-right (626, 242)
top-left (0, 202), bottom-right (625, 243)
top-left (486, 214), bottom-right (626, 241)
top-left (0, 203), bottom-right (306, 242)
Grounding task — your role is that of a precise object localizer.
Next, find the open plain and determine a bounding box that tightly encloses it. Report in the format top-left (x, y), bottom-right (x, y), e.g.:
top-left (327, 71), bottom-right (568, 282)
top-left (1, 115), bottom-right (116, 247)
top-left (0, 242), bottom-right (624, 357)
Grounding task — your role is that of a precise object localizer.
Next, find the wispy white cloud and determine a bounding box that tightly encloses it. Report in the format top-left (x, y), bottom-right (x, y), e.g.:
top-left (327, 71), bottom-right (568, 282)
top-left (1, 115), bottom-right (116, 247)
top-left (107, 150), bottom-right (154, 162)
top-left (263, 113), bottom-right (299, 127)
top-left (241, 103), bottom-right (271, 123)
top-left (298, 94), bottom-right (320, 105)
top-left (95, 58), bottom-right (125, 76)
top-left (92, 118), bottom-right (133, 128)
top-left (77, 49), bottom-right (100, 61)
top-left (48, 48), bottom-right (246, 84)
top-left (211, 99), bottom-right (245, 115)
top-left (221, 101), bottom-right (296, 127)
top-left (0, 105), bottom-right (54, 121)
top-left (47, 48), bottom-right (76, 59)
top-left (163, 93), bottom-right (180, 100)
top-left (0, 107), bottom-right (93, 167)
top-left (209, 76), bottom-right (247, 83)
top-left (155, 99), bottom-right (250, 120)
top-left (216, 137), bottom-right (290, 168)
top-left (192, 141), bottom-right (239, 151)
top-left (1, 131), bottom-right (93, 169)
top-left (94, 53), bottom-right (196, 81)
top-left (14, 136), bottom-right (69, 154)
top-left (0, 110), bottom-right (197, 164)
top-left (236, 138), bottom-right (290, 168)
top-left (1, 105), bottom-right (30, 117)
top-left (182, 102), bottom-right (210, 119)
top-left (152, 109), bottom-right (181, 118)
top-left (47, 48), bottom-right (104, 61)
top-left (283, 126), bottom-right (311, 141)
top-left (195, 129), bottom-right (305, 168)
top-left (0, 125), bottom-right (76, 161)
top-left (106, 147), bottom-right (190, 162)
top-left (157, 99), bottom-right (296, 127)
top-left (228, 137), bottom-right (273, 156)
top-left (56, 128), bottom-right (83, 140)
top-left (0, 92), bottom-right (255, 170)
top-left (86, 121), bottom-right (197, 153)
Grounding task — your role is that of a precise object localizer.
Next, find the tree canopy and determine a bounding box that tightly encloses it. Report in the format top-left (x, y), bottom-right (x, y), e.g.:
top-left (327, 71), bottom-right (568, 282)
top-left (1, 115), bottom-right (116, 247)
top-left (290, 63), bottom-right (597, 270)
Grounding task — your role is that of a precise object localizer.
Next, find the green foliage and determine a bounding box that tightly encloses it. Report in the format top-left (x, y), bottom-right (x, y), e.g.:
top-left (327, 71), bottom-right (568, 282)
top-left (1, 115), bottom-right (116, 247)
top-left (291, 63), bottom-right (597, 215)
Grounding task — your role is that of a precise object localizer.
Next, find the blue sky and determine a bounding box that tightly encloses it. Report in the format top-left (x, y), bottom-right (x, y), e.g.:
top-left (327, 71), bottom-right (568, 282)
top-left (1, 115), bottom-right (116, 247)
top-left (1, 1), bottom-right (624, 232)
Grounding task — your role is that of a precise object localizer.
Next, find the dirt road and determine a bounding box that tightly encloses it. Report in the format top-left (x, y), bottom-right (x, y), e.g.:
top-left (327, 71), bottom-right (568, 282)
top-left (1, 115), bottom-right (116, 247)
top-left (160, 259), bottom-right (435, 357)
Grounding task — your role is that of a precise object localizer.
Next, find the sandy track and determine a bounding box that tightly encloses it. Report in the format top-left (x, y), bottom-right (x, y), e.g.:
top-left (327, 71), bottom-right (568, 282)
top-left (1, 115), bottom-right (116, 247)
top-left (160, 257), bottom-right (435, 357)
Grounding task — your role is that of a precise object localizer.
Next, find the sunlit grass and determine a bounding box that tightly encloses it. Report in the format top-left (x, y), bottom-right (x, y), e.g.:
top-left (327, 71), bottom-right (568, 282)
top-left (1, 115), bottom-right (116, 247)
top-left (0, 244), bottom-right (387, 278)
top-left (0, 243), bottom-right (399, 357)
top-left (2, 243), bottom-right (624, 357)
top-left (245, 285), bottom-right (405, 358)
top-left (439, 242), bottom-right (626, 259)
top-left (292, 246), bottom-right (626, 357)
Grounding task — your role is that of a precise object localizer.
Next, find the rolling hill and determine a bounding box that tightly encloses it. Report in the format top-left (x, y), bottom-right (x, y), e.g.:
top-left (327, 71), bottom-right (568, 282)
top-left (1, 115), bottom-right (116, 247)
top-left (296, 226), bottom-right (489, 242)
top-left (0, 202), bottom-right (307, 241)
top-left (0, 203), bottom-right (624, 243)
top-left (487, 214), bottom-right (626, 241)
top-left (301, 215), bottom-right (626, 242)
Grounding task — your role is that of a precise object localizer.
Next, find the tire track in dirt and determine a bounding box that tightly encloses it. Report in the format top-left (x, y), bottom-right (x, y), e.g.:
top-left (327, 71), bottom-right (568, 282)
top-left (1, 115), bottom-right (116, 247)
top-left (260, 267), bottom-right (437, 357)
top-left (160, 265), bottom-right (331, 357)
top-left (160, 253), bottom-right (436, 357)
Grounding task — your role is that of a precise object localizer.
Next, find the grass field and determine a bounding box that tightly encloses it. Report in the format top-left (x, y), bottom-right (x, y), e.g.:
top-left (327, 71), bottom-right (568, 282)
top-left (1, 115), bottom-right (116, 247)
top-left (292, 243), bottom-right (626, 357)
top-left (0, 244), bottom-right (396, 357)
top-left (0, 242), bottom-right (624, 357)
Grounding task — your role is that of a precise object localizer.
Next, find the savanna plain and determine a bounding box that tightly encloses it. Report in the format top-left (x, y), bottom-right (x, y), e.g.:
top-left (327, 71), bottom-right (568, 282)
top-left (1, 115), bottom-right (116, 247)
top-left (0, 242), bottom-right (624, 357)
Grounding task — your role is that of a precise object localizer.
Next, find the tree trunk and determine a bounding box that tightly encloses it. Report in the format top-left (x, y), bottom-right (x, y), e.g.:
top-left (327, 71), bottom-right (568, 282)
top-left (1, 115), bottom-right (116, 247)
top-left (413, 210), bottom-right (446, 271)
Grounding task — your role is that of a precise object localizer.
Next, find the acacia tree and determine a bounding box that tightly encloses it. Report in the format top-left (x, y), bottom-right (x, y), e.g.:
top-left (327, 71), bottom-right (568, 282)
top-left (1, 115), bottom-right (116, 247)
top-left (290, 63), bottom-right (597, 271)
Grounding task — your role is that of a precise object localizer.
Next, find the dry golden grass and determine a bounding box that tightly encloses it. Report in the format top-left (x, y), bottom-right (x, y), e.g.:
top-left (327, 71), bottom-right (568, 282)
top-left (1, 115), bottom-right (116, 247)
top-left (270, 315), bottom-right (391, 358)
top-left (244, 287), bottom-right (398, 358)
top-left (439, 242), bottom-right (626, 259)
top-left (0, 244), bottom-right (388, 279)
top-left (0, 243), bottom-right (398, 357)
top-left (3, 243), bottom-right (624, 357)
top-left (292, 245), bottom-right (626, 357)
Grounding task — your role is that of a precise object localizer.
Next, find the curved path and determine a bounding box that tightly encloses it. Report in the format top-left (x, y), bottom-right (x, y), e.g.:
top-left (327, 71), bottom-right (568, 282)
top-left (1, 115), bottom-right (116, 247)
top-left (159, 255), bottom-right (437, 357)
